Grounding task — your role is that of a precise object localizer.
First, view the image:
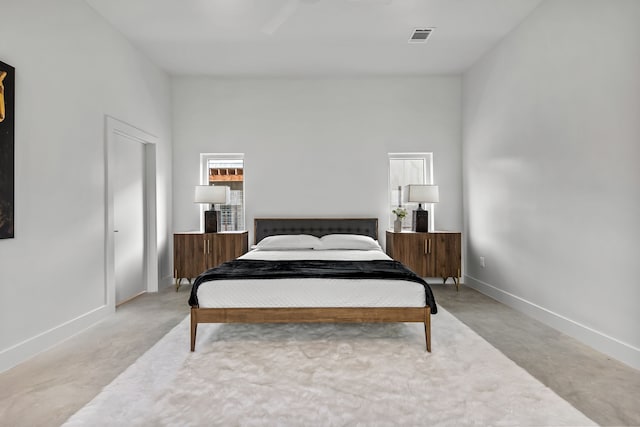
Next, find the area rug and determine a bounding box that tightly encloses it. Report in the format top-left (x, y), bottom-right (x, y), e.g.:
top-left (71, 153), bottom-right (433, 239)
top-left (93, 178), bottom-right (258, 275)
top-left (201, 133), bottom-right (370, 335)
top-left (63, 308), bottom-right (596, 426)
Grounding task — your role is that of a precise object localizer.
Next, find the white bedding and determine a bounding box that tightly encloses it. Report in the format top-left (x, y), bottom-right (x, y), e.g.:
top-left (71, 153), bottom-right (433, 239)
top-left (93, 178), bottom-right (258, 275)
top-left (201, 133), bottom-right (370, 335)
top-left (196, 249), bottom-right (426, 308)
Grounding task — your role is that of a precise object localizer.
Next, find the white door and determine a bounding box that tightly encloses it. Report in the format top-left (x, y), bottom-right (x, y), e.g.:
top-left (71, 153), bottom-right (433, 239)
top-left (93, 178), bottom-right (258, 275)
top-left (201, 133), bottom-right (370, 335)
top-left (114, 134), bottom-right (146, 305)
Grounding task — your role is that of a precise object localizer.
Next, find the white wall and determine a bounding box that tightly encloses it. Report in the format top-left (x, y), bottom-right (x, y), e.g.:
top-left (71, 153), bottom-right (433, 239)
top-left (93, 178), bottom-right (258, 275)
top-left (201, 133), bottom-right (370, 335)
top-left (463, 0), bottom-right (640, 369)
top-left (0, 0), bottom-right (173, 372)
top-left (172, 76), bottom-right (462, 247)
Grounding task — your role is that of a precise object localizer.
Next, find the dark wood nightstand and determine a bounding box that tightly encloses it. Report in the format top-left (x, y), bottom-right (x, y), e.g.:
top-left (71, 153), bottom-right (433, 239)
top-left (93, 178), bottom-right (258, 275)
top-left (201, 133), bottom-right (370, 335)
top-left (386, 230), bottom-right (462, 290)
top-left (173, 231), bottom-right (248, 291)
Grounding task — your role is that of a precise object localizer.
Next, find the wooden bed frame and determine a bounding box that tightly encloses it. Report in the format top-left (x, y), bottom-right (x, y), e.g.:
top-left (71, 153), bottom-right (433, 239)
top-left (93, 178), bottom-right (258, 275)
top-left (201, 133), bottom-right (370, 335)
top-left (190, 218), bottom-right (432, 352)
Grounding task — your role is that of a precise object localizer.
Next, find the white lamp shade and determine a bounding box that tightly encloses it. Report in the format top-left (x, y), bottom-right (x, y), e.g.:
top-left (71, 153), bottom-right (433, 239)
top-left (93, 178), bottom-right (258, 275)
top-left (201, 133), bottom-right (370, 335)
top-left (404, 185), bottom-right (439, 203)
top-left (194, 185), bottom-right (230, 205)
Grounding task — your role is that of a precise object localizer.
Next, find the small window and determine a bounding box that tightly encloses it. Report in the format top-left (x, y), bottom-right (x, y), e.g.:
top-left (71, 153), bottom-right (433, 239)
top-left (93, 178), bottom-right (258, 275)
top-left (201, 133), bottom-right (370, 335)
top-left (388, 153), bottom-right (433, 230)
top-left (200, 153), bottom-right (245, 231)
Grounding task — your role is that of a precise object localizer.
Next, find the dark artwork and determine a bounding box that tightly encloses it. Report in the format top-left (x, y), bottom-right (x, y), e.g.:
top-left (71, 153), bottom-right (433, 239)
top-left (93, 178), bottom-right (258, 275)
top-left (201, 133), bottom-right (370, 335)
top-left (0, 60), bottom-right (15, 239)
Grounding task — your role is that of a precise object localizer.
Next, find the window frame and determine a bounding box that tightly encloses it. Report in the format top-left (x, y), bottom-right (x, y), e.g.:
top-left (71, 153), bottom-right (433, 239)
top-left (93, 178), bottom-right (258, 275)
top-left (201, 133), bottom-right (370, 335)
top-left (199, 153), bottom-right (246, 232)
top-left (387, 152), bottom-right (434, 231)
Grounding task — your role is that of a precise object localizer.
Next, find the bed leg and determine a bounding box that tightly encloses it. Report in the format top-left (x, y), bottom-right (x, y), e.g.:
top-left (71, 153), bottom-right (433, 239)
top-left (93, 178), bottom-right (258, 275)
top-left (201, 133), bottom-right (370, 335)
top-left (190, 307), bottom-right (198, 352)
top-left (424, 307), bottom-right (431, 352)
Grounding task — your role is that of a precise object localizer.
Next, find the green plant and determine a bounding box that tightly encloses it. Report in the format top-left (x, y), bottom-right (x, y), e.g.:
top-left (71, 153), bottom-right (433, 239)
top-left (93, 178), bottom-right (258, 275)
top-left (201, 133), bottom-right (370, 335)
top-left (392, 207), bottom-right (407, 220)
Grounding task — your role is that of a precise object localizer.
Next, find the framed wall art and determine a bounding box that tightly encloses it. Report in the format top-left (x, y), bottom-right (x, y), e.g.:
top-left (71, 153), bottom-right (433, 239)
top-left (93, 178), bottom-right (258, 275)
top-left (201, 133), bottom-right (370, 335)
top-left (0, 60), bottom-right (15, 239)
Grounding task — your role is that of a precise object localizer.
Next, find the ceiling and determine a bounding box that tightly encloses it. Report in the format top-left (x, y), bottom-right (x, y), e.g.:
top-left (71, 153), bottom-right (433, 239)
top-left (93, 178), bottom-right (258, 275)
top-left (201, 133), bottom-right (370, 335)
top-left (85, 0), bottom-right (543, 76)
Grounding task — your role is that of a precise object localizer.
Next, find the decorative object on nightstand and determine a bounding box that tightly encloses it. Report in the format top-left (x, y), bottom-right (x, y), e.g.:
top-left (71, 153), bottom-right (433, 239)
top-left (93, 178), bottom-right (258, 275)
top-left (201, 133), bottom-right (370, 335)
top-left (194, 185), bottom-right (230, 233)
top-left (392, 207), bottom-right (407, 232)
top-left (404, 184), bottom-right (439, 232)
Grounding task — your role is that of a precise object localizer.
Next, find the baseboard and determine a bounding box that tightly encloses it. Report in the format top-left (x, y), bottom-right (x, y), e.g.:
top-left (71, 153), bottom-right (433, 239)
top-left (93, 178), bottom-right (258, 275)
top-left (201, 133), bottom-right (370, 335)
top-left (464, 275), bottom-right (640, 371)
top-left (0, 305), bottom-right (111, 373)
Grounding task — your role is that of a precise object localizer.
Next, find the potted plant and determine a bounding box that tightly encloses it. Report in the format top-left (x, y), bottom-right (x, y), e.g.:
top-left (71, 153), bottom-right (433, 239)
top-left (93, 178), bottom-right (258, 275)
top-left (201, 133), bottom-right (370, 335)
top-left (392, 207), bottom-right (407, 232)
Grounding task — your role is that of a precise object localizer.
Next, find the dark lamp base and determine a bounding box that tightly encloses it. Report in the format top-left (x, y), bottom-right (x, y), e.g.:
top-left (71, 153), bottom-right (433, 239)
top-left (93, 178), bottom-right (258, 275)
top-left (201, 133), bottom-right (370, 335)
top-left (412, 210), bottom-right (429, 233)
top-left (204, 210), bottom-right (218, 233)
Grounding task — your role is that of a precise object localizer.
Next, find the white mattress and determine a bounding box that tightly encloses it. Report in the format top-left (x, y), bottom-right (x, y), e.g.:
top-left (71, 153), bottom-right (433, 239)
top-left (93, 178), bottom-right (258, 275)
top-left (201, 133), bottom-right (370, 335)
top-left (196, 249), bottom-right (426, 308)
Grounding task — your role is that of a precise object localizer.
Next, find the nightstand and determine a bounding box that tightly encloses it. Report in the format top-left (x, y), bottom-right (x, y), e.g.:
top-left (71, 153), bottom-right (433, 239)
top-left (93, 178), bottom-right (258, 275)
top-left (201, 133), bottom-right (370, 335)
top-left (386, 230), bottom-right (462, 290)
top-left (173, 231), bottom-right (248, 291)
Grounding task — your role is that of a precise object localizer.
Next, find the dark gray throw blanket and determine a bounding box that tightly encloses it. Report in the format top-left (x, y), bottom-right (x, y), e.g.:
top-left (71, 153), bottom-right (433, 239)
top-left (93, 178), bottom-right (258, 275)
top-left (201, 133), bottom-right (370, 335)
top-left (188, 259), bottom-right (437, 313)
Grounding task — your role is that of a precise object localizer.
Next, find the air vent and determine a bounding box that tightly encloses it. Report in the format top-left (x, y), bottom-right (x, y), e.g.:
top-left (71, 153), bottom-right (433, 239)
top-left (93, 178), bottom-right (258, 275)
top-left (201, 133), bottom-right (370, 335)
top-left (409, 28), bottom-right (433, 43)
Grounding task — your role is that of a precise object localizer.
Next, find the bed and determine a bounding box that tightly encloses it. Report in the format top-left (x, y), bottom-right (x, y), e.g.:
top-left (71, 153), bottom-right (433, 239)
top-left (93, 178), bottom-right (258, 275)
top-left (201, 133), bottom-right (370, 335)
top-left (189, 218), bottom-right (437, 352)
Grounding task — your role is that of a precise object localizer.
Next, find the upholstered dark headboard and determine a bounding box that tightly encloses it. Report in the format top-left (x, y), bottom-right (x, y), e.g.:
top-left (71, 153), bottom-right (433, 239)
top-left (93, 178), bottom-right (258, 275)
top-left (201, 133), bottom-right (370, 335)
top-left (254, 218), bottom-right (379, 244)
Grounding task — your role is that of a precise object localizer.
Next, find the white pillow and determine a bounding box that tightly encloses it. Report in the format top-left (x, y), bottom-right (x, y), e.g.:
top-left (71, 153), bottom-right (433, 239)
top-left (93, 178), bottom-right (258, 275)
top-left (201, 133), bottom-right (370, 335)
top-left (315, 234), bottom-right (381, 251)
top-left (255, 234), bottom-right (321, 251)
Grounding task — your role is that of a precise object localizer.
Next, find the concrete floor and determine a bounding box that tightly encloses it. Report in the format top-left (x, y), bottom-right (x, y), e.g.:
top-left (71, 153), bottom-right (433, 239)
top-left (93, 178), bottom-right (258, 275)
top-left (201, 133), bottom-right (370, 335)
top-left (432, 283), bottom-right (640, 427)
top-left (0, 283), bottom-right (639, 426)
top-left (0, 287), bottom-right (190, 427)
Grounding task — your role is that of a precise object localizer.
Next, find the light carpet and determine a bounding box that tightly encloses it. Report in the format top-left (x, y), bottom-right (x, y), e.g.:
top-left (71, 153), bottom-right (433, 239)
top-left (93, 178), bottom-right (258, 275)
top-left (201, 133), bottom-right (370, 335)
top-left (63, 308), bottom-right (596, 426)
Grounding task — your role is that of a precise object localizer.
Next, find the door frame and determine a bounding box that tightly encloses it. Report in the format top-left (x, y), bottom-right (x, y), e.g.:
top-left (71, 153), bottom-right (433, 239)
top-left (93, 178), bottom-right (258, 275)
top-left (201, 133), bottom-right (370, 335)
top-left (105, 116), bottom-right (158, 312)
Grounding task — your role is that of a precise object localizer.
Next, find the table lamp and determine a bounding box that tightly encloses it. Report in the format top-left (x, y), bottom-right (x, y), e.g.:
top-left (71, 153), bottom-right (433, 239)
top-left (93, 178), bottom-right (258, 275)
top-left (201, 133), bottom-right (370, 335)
top-left (194, 185), bottom-right (230, 233)
top-left (404, 185), bottom-right (439, 232)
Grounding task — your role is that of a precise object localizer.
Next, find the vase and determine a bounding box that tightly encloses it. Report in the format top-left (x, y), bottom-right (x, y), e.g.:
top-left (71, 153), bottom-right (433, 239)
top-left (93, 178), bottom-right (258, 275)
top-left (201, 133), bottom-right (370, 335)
top-left (393, 219), bottom-right (402, 232)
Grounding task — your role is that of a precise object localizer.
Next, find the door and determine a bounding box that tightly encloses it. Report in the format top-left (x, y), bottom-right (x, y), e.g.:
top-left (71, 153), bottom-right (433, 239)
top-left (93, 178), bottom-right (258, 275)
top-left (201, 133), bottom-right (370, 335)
top-left (388, 232), bottom-right (430, 277)
top-left (212, 232), bottom-right (248, 266)
top-left (114, 134), bottom-right (146, 305)
top-left (173, 233), bottom-right (207, 281)
top-left (433, 233), bottom-right (461, 280)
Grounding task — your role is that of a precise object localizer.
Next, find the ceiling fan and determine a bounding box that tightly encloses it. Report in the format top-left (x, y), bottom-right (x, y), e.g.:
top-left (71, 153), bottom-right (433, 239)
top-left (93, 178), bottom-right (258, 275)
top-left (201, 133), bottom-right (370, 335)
top-left (262, 0), bottom-right (392, 35)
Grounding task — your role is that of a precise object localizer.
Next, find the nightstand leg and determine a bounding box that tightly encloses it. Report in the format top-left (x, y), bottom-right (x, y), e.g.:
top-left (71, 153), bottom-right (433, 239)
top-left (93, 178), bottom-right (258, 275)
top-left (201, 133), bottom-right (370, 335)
top-left (175, 278), bottom-right (181, 292)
